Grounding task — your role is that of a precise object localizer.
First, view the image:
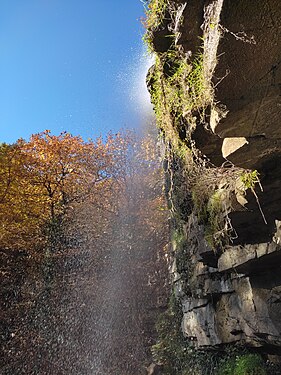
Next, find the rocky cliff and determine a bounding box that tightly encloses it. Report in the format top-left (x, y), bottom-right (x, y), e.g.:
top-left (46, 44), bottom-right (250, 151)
top-left (145, 0), bottom-right (281, 371)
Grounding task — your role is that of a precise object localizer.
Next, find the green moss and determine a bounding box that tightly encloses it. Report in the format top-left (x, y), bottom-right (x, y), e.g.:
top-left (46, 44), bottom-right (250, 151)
top-left (217, 357), bottom-right (236, 375)
top-left (171, 228), bottom-right (185, 249)
top-left (192, 187), bottom-right (227, 250)
top-left (234, 354), bottom-right (267, 375)
top-left (149, 55), bottom-right (167, 126)
top-left (152, 293), bottom-right (189, 374)
top-left (205, 190), bottom-right (224, 248)
top-left (174, 140), bottom-right (191, 160)
top-left (148, 48), bottom-right (207, 133)
top-left (173, 226), bottom-right (190, 284)
top-left (217, 354), bottom-right (267, 375)
top-left (165, 52), bottom-right (207, 119)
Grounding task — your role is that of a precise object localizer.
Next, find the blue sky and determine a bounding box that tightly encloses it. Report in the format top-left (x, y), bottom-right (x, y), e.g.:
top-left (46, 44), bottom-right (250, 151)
top-left (0, 0), bottom-right (153, 144)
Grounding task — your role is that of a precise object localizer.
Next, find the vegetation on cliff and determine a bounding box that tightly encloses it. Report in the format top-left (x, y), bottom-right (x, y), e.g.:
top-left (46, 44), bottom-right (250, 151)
top-left (143, 0), bottom-right (275, 374)
top-left (143, 0), bottom-right (259, 252)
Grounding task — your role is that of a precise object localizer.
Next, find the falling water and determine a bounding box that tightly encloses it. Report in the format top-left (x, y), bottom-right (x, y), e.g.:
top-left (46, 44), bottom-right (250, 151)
top-left (117, 46), bottom-right (155, 132)
top-left (85, 162), bottom-right (169, 375)
top-left (1, 137), bottom-right (169, 375)
top-left (0, 46), bottom-right (168, 375)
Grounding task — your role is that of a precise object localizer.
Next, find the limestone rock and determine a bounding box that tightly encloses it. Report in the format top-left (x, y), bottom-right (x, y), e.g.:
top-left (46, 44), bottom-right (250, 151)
top-left (182, 302), bottom-right (221, 346)
top-left (222, 137), bottom-right (281, 170)
top-left (175, 215), bottom-right (281, 352)
top-left (222, 137), bottom-right (248, 163)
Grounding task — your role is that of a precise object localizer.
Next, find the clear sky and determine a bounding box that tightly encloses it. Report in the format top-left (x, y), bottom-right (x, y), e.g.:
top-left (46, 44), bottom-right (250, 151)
top-left (0, 0), bottom-right (153, 144)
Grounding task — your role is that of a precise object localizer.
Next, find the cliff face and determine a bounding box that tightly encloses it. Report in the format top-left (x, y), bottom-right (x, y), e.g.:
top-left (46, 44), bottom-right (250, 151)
top-left (146, 0), bottom-right (281, 362)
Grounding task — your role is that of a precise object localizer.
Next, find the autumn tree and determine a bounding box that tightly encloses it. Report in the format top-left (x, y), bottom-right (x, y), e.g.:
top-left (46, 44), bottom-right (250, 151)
top-left (0, 129), bottom-right (170, 375)
top-left (0, 130), bottom-right (131, 252)
top-left (0, 142), bottom-right (36, 250)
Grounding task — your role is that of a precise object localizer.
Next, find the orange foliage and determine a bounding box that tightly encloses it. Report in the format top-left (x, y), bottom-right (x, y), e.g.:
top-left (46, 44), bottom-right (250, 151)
top-left (0, 131), bottom-right (131, 251)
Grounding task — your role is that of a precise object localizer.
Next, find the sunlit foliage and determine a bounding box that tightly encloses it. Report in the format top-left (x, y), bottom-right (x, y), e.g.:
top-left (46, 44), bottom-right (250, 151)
top-left (1, 129), bottom-right (170, 374)
top-left (0, 130), bottom-right (132, 251)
